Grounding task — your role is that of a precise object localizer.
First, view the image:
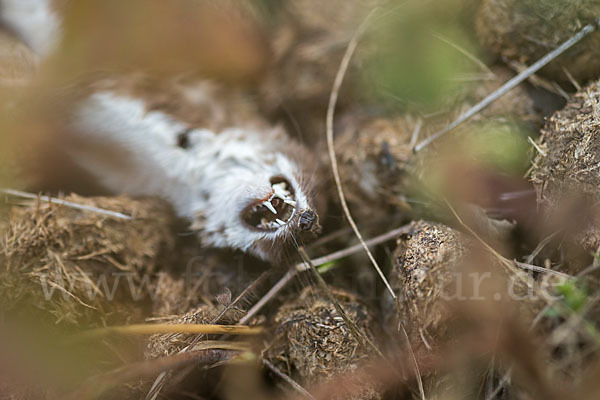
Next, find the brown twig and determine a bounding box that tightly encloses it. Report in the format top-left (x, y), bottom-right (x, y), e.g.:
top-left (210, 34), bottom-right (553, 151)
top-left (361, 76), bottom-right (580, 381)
top-left (240, 224), bottom-right (412, 324)
top-left (514, 260), bottom-right (571, 279)
top-left (325, 6), bottom-right (397, 299)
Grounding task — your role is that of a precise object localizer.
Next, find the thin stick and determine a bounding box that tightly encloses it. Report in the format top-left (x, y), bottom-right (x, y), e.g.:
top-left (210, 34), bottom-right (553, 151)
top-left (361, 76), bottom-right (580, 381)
top-left (1, 188), bottom-right (133, 220)
top-left (307, 224), bottom-right (411, 270)
top-left (562, 66), bottom-right (582, 91)
top-left (239, 268), bottom-right (296, 325)
top-left (263, 359), bottom-right (315, 400)
top-left (241, 224), bottom-right (411, 324)
top-left (409, 117), bottom-right (423, 150)
top-left (203, 270), bottom-right (271, 336)
top-left (528, 136), bottom-right (547, 157)
top-left (325, 7), bottom-right (397, 299)
top-left (514, 260), bottom-right (571, 279)
top-left (415, 21), bottom-right (599, 152)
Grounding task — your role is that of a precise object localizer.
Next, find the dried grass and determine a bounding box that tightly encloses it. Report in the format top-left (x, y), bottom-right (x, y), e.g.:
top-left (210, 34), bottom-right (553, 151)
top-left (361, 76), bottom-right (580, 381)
top-left (0, 194), bottom-right (176, 327)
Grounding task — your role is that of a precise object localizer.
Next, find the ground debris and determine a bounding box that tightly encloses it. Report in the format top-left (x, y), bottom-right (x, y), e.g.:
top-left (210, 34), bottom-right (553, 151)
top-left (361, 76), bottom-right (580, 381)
top-left (384, 221), bottom-right (467, 344)
top-left (265, 286), bottom-right (382, 399)
top-left (531, 78), bottom-right (600, 256)
top-left (145, 304), bottom-right (219, 359)
top-left (0, 194), bottom-right (176, 327)
top-left (476, 0), bottom-right (600, 83)
top-left (331, 112), bottom-right (416, 223)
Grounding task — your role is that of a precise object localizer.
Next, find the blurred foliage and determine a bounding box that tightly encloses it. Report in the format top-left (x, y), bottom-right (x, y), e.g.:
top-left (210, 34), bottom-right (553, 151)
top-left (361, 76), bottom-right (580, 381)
top-left (418, 121), bottom-right (530, 202)
top-left (543, 279), bottom-right (599, 341)
top-left (317, 260), bottom-right (340, 274)
top-left (555, 279), bottom-right (588, 314)
top-left (249, 0), bottom-right (285, 21)
top-left (42, 0), bottom-right (270, 84)
top-left (364, 0), bottom-right (483, 110)
top-left (463, 122), bottom-right (531, 175)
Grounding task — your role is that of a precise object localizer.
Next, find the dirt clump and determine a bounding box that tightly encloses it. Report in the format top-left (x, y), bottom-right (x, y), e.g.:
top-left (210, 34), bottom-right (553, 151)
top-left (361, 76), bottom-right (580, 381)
top-left (531, 79), bottom-right (600, 255)
top-left (383, 221), bottom-right (467, 344)
top-left (145, 304), bottom-right (224, 359)
top-left (465, 67), bottom-right (556, 127)
top-left (259, 0), bottom-right (380, 143)
top-left (265, 286), bottom-right (382, 399)
top-left (476, 0), bottom-right (600, 83)
top-left (260, 0), bottom-right (376, 108)
top-left (331, 113), bottom-right (416, 224)
top-left (0, 194), bottom-right (176, 328)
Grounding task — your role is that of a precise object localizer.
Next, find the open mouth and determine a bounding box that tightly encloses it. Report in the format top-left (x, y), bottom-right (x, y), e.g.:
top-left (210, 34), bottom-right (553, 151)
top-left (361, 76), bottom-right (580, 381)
top-left (242, 176), bottom-right (297, 232)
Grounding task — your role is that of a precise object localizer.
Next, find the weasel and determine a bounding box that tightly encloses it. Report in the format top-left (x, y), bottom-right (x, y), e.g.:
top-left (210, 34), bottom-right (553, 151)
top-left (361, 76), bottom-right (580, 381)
top-left (1, 0), bottom-right (321, 263)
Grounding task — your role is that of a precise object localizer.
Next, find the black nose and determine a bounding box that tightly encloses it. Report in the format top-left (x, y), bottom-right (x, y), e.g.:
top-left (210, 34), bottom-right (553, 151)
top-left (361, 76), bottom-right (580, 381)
top-left (299, 210), bottom-right (316, 231)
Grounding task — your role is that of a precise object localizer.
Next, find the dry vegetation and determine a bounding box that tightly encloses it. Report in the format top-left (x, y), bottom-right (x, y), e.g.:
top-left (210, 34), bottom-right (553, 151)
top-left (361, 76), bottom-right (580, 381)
top-left (3, 0), bottom-right (600, 399)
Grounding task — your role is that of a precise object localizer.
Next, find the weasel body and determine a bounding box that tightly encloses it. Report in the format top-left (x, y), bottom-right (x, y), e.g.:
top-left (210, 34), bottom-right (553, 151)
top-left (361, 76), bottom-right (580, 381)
top-left (2, 0), bottom-right (321, 262)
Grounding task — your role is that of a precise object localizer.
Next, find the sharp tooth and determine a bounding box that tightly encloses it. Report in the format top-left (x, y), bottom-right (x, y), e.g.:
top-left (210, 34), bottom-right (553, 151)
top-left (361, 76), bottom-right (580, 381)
top-left (272, 183), bottom-right (290, 199)
top-left (272, 182), bottom-right (287, 191)
top-left (263, 201), bottom-right (277, 215)
top-left (284, 199), bottom-right (297, 207)
top-left (275, 218), bottom-right (286, 226)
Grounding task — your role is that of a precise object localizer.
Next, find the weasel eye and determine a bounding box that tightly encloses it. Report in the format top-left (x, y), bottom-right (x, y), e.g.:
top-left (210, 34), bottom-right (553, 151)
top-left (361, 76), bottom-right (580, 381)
top-left (176, 129), bottom-right (192, 149)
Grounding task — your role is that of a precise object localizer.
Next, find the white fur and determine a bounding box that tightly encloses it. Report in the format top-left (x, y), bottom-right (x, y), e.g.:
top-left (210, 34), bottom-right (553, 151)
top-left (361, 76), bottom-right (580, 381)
top-left (71, 91), bottom-right (310, 260)
top-left (0, 0), bottom-right (60, 57)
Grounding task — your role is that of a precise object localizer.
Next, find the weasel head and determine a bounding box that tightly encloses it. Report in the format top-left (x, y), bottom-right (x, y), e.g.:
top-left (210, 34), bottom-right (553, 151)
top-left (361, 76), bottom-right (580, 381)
top-left (68, 89), bottom-right (321, 265)
top-left (194, 129), bottom-right (321, 264)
